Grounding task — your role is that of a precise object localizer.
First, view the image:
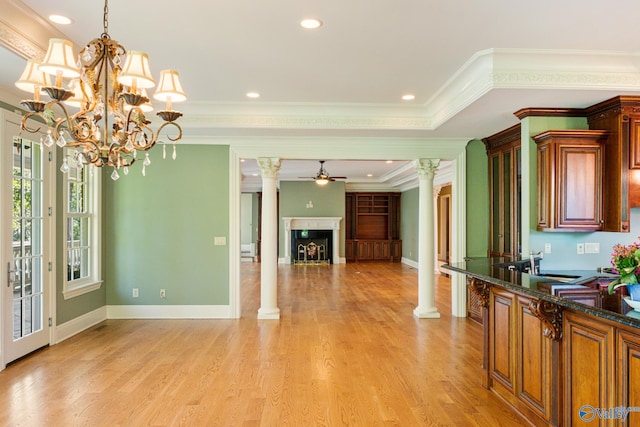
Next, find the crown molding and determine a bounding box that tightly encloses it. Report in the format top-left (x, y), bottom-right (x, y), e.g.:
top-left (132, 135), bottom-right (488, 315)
top-left (0, 0), bottom-right (71, 60)
top-left (178, 48), bottom-right (640, 136)
top-left (4, 7), bottom-right (640, 140)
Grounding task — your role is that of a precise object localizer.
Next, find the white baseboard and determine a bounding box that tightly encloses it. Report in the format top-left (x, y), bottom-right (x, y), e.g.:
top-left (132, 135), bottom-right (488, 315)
top-left (401, 257), bottom-right (419, 269)
top-left (106, 305), bottom-right (231, 319)
top-left (55, 306), bottom-right (107, 344)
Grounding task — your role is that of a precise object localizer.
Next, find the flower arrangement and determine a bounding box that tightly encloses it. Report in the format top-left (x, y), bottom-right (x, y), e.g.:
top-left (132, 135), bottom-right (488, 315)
top-left (608, 239), bottom-right (640, 300)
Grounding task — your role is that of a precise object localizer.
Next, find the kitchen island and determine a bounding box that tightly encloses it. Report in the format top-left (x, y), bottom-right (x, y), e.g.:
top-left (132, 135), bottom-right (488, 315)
top-left (443, 258), bottom-right (640, 426)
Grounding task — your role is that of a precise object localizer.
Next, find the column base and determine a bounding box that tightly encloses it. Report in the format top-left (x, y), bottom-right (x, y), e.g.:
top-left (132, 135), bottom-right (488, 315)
top-left (413, 306), bottom-right (441, 319)
top-left (258, 307), bottom-right (281, 320)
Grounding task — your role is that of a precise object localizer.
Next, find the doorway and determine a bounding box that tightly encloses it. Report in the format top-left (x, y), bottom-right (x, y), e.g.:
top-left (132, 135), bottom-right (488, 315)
top-left (2, 111), bottom-right (52, 365)
top-left (437, 186), bottom-right (452, 275)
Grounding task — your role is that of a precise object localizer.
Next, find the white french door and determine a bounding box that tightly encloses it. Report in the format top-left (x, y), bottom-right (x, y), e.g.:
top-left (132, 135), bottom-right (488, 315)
top-left (2, 111), bottom-right (52, 365)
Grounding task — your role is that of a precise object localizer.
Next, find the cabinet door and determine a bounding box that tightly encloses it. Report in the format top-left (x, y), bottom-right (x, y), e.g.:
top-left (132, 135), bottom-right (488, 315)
top-left (630, 115), bottom-right (640, 169)
top-left (489, 152), bottom-right (503, 256)
top-left (345, 240), bottom-right (356, 261)
top-left (563, 311), bottom-right (615, 426)
top-left (490, 289), bottom-right (516, 391)
top-left (534, 130), bottom-right (607, 232)
top-left (516, 295), bottom-right (553, 422)
top-left (617, 329), bottom-right (640, 425)
top-left (356, 241), bottom-right (374, 260)
top-left (556, 144), bottom-right (603, 229)
top-left (537, 143), bottom-right (552, 230)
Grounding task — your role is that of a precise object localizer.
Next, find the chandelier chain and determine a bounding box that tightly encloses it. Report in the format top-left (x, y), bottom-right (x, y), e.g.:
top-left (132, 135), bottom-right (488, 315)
top-left (103, 0), bottom-right (109, 37)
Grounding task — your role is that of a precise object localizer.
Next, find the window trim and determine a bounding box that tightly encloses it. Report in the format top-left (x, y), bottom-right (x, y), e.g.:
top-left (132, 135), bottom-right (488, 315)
top-left (62, 158), bottom-right (102, 300)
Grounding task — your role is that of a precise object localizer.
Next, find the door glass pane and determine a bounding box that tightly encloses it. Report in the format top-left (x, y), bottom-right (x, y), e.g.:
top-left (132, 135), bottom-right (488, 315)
top-left (516, 148), bottom-right (522, 255)
top-left (12, 137), bottom-right (44, 341)
top-left (503, 152), bottom-right (511, 254)
top-left (491, 156), bottom-right (500, 253)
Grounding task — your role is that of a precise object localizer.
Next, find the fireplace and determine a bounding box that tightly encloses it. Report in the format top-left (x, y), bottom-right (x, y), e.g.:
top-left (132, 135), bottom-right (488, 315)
top-left (292, 230), bottom-right (332, 264)
top-left (281, 217), bottom-right (342, 264)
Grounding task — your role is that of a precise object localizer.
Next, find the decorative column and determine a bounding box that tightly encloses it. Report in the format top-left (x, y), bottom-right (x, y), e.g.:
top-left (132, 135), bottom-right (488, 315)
top-left (257, 158), bottom-right (281, 319)
top-left (433, 186), bottom-right (442, 274)
top-left (413, 158), bottom-right (440, 318)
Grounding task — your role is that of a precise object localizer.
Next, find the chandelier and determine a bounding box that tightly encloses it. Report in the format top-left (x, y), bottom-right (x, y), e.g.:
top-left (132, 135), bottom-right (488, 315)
top-left (15, 0), bottom-right (186, 180)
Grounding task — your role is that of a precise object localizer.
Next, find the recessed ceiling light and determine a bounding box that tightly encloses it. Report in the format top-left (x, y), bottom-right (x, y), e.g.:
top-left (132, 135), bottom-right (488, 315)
top-left (402, 94), bottom-right (415, 101)
top-left (240, 159), bottom-right (245, 162)
top-left (49, 14), bottom-right (73, 25)
top-left (246, 92), bottom-right (260, 98)
top-left (367, 174), bottom-right (373, 177)
top-left (252, 173), bottom-right (258, 176)
top-left (386, 160), bottom-right (393, 164)
top-left (300, 18), bottom-right (323, 29)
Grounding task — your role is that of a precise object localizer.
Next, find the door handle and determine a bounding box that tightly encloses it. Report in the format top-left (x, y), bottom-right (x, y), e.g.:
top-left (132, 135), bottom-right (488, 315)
top-left (7, 262), bottom-right (15, 288)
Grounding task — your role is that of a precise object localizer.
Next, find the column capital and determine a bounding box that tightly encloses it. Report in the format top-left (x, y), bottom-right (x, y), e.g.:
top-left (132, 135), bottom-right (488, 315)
top-left (413, 159), bottom-right (440, 179)
top-left (257, 158), bottom-right (281, 178)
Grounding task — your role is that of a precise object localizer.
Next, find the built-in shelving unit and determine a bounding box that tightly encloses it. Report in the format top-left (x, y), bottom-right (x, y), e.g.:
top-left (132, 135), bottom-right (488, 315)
top-left (345, 192), bottom-right (401, 262)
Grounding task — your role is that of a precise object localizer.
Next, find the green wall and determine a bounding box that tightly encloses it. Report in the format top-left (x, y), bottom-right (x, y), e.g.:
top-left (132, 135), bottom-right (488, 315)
top-left (104, 144), bottom-right (230, 305)
top-left (466, 139), bottom-right (489, 257)
top-left (278, 181), bottom-right (346, 260)
top-left (401, 187), bottom-right (419, 261)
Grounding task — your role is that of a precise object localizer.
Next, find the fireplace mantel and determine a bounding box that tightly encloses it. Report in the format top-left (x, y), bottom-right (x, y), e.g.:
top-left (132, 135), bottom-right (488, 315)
top-left (281, 217), bottom-right (342, 264)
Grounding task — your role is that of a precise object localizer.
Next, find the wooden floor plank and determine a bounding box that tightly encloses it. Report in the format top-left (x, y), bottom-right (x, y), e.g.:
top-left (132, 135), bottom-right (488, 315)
top-left (0, 262), bottom-right (528, 426)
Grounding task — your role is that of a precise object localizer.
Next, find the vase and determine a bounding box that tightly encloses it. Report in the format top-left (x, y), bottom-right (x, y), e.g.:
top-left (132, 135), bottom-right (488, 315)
top-left (628, 284), bottom-right (640, 301)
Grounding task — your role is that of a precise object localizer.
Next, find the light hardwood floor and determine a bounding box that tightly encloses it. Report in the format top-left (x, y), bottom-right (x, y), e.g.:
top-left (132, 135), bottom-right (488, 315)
top-left (0, 263), bottom-right (528, 426)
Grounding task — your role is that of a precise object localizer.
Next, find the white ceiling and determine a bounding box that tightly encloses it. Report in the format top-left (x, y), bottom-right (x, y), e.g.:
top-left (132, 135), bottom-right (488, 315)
top-left (2, 0), bottom-right (640, 190)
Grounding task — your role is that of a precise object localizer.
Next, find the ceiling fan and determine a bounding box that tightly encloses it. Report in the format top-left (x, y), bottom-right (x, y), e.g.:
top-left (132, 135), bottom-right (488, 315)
top-left (300, 161), bottom-right (347, 185)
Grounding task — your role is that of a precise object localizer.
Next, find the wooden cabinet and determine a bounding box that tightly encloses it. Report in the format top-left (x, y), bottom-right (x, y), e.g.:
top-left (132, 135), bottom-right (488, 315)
top-left (630, 115), bottom-right (640, 170)
top-left (617, 328), bottom-right (640, 424)
top-left (585, 96), bottom-right (640, 232)
top-left (466, 271), bottom-right (640, 426)
top-left (533, 130), bottom-right (607, 232)
top-left (537, 282), bottom-right (602, 308)
top-left (489, 287), bottom-right (554, 425)
top-left (483, 124), bottom-right (521, 258)
top-left (345, 192), bottom-right (401, 262)
top-left (563, 312), bottom-right (615, 426)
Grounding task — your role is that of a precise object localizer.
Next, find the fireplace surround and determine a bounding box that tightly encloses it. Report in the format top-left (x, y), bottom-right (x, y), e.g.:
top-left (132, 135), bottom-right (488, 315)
top-left (281, 217), bottom-right (342, 264)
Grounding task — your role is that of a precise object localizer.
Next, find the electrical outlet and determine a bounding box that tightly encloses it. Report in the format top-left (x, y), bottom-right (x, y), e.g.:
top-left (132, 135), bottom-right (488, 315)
top-left (160, 289), bottom-right (166, 298)
top-left (577, 243), bottom-right (585, 255)
top-left (132, 288), bottom-right (139, 298)
top-left (544, 243), bottom-right (551, 254)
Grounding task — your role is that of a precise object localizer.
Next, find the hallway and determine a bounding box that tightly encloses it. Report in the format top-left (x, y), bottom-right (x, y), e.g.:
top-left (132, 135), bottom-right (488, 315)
top-left (0, 263), bottom-right (526, 426)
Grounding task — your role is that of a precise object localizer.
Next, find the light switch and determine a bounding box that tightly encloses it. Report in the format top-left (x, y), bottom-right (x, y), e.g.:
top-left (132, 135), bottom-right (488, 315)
top-left (214, 236), bottom-right (226, 246)
top-left (585, 242), bottom-right (600, 254)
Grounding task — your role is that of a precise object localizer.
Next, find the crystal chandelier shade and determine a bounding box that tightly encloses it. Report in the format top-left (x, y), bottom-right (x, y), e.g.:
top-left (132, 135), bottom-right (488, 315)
top-left (15, 0), bottom-right (186, 179)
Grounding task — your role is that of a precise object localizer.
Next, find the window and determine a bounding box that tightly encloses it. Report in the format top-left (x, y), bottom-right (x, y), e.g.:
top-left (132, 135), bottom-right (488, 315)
top-left (62, 150), bottom-right (101, 299)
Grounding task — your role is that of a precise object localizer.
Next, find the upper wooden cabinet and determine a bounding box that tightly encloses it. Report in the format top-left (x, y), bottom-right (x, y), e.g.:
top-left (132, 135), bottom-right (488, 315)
top-left (585, 96), bottom-right (640, 232)
top-left (483, 124), bottom-right (521, 258)
top-left (533, 130), bottom-right (608, 232)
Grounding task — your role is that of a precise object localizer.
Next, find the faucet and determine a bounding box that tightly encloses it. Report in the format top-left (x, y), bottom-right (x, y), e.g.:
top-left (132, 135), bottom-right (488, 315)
top-left (530, 251), bottom-right (543, 275)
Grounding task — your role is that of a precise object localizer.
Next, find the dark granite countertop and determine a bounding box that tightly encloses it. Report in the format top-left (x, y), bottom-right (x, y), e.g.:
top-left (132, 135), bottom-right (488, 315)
top-left (442, 257), bottom-right (640, 329)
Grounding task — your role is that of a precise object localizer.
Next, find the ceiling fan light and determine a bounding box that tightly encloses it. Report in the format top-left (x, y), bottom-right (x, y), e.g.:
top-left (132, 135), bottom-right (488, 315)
top-left (315, 178), bottom-right (329, 185)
